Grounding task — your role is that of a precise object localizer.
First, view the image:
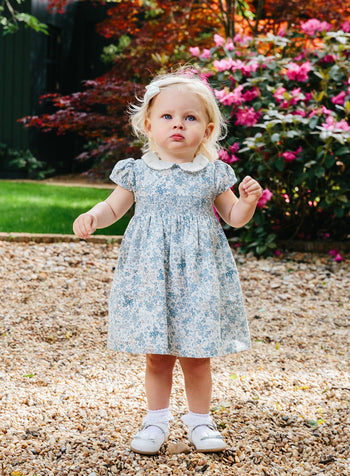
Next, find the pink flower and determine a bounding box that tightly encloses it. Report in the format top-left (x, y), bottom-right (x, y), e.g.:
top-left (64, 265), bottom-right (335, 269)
top-left (231, 59), bottom-right (246, 72)
top-left (235, 107), bottom-right (261, 127)
top-left (331, 91), bottom-right (346, 105)
top-left (322, 54), bottom-right (337, 63)
top-left (257, 189), bottom-right (273, 208)
top-left (242, 88), bottom-right (260, 102)
top-left (275, 249), bottom-right (282, 256)
top-left (233, 33), bottom-right (252, 45)
top-left (305, 92), bottom-right (312, 101)
top-left (282, 151), bottom-right (297, 162)
top-left (321, 106), bottom-right (334, 115)
top-left (336, 119), bottom-right (350, 131)
top-left (214, 86), bottom-right (243, 106)
top-left (225, 39), bottom-right (234, 51)
top-left (218, 149), bottom-right (231, 162)
top-left (341, 21), bottom-right (350, 33)
top-left (218, 149), bottom-right (239, 164)
top-left (295, 52), bottom-right (306, 61)
top-left (274, 87), bottom-right (287, 102)
top-left (278, 26), bottom-right (286, 37)
top-left (281, 146), bottom-right (302, 163)
top-left (286, 61), bottom-right (311, 82)
top-left (200, 48), bottom-right (211, 59)
top-left (189, 47), bottom-right (200, 57)
top-left (301, 19), bottom-right (332, 36)
top-left (322, 116), bottom-right (350, 131)
top-left (321, 116), bottom-right (336, 129)
top-left (243, 61), bottom-right (260, 74)
top-left (278, 87), bottom-right (303, 107)
top-left (293, 110), bottom-right (307, 117)
top-left (229, 142), bottom-right (240, 153)
top-left (213, 58), bottom-right (234, 72)
top-left (329, 249), bottom-right (344, 261)
top-left (214, 34), bottom-right (226, 47)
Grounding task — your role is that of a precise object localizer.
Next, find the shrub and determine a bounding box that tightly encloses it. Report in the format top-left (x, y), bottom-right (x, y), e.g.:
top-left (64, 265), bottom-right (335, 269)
top-left (191, 20), bottom-right (350, 256)
top-left (0, 142), bottom-right (54, 180)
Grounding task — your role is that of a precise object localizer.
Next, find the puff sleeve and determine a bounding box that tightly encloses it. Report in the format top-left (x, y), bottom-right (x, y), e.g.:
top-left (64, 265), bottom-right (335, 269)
top-left (214, 160), bottom-right (237, 196)
top-left (109, 158), bottom-right (136, 193)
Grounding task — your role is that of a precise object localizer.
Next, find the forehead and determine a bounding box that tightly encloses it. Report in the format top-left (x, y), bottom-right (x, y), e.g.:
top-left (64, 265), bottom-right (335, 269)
top-left (151, 85), bottom-right (206, 112)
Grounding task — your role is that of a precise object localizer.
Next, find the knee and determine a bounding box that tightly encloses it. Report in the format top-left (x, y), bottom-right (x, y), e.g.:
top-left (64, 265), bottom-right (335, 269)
top-left (180, 357), bottom-right (211, 379)
top-left (146, 354), bottom-right (176, 373)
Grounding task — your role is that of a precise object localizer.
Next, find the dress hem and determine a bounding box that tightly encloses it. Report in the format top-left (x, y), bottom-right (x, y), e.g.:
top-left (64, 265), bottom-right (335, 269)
top-left (106, 343), bottom-right (251, 358)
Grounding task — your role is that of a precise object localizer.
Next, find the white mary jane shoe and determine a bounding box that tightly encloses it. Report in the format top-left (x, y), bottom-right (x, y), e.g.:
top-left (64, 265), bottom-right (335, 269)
top-left (189, 423), bottom-right (227, 453)
top-left (130, 422), bottom-right (169, 455)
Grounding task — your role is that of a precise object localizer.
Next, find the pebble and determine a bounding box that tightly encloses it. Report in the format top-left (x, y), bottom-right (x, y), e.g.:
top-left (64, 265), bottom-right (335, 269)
top-left (167, 441), bottom-right (191, 454)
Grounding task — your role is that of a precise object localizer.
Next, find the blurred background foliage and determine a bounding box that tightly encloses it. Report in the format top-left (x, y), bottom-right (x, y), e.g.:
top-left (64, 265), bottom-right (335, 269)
top-left (2, 1), bottom-right (350, 253)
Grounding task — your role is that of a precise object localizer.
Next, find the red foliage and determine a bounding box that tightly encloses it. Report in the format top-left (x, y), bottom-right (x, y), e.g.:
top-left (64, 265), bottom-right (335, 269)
top-left (25, 0), bottom-right (350, 173)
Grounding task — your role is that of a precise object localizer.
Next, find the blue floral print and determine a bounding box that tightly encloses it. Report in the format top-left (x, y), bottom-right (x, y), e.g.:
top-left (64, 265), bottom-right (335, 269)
top-left (107, 152), bottom-right (251, 358)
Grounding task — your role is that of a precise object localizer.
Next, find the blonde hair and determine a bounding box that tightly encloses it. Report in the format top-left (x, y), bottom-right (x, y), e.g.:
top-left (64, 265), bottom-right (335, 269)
top-left (129, 71), bottom-right (227, 161)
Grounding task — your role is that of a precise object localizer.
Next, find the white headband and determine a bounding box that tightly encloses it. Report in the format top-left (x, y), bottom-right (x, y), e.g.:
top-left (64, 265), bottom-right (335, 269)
top-left (144, 84), bottom-right (161, 103)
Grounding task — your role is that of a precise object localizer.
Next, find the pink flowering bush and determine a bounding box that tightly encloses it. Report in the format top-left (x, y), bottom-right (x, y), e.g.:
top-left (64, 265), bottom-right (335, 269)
top-left (190, 21), bottom-right (350, 256)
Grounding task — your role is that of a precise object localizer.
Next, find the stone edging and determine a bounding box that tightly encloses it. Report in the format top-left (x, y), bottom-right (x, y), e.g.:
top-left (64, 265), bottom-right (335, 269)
top-left (0, 232), bottom-right (123, 244)
top-left (0, 232), bottom-right (349, 254)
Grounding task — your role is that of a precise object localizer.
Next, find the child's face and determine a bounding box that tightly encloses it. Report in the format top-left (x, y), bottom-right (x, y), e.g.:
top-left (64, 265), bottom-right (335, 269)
top-left (145, 86), bottom-right (214, 162)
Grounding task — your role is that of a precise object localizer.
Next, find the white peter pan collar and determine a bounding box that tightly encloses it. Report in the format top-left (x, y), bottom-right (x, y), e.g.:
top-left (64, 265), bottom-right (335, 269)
top-left (142, 151), bottom-right (209, 172)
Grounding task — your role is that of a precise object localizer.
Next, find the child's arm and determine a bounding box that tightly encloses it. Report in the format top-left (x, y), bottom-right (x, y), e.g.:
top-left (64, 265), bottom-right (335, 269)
top-left (214, 176), bottom-right (262, 228)
top-left (73, 186), bottom-right (134, 239)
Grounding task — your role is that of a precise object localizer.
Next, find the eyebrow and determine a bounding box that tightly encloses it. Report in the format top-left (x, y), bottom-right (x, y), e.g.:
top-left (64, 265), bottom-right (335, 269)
top-left (159, 109), bottom-right (199, 115)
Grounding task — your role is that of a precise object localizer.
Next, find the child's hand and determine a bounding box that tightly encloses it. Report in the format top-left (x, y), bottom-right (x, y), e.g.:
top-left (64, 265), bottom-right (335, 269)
top-left (73, 213), bottom-right (97, 239)
top-left (238, 176), bottom-right (262, 204)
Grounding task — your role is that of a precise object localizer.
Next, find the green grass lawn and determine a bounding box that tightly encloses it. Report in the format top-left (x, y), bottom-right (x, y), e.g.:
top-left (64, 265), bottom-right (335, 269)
top-left (0, 181), bottom-right (130, 235)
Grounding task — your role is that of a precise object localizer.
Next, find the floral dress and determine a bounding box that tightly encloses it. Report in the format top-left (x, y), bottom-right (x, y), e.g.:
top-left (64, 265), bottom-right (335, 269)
top-left (107, 151), bottom-right (251, 358)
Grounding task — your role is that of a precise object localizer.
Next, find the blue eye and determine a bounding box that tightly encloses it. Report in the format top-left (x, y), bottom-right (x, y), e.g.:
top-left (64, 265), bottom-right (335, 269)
top-left (186, 115), bottom-right (196, 121)
top-left (162, 114), bottom-right (172, 119)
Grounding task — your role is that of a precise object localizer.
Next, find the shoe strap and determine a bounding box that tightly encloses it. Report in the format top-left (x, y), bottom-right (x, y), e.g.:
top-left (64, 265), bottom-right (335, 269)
top-left (141, 422), bottom-right (169, 437)
top-left (190, 423), bottom-right (223, 440)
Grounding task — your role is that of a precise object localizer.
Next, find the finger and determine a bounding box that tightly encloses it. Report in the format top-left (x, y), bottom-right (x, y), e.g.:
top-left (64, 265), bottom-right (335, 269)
top-left (74, 218), bottom-right (89, 239)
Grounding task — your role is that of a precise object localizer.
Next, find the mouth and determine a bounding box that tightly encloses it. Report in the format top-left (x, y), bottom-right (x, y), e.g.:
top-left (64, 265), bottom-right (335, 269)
top-left (170, 134), bottom-right (184, 141)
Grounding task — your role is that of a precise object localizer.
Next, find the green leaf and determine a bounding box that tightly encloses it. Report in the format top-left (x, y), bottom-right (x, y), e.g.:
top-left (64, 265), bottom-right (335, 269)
top-left (335, 146), bottom-right (350, 156)
top-left (315, 167), bottom-right (325, 178)
top-left (309, 116), bottom-right (319, 130)
top-left (275, 156), bottom-right (285, 171)
top-left (334, 206), bottom-right (345, 217)
top-left (324, 155), bottom-right (335, 168)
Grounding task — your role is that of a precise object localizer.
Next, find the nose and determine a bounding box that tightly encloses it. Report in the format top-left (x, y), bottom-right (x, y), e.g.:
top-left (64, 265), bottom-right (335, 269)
top-left (173, 120), bottom-right (184, 130)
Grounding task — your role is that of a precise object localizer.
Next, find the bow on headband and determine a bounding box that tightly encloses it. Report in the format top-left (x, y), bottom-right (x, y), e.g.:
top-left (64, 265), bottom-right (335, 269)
top-left (144, 84), bottom-right (161, 102)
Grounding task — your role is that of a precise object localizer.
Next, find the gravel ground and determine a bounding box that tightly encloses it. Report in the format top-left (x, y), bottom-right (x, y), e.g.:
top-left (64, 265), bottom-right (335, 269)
top-left (0, 240), bottom-right (349, 476)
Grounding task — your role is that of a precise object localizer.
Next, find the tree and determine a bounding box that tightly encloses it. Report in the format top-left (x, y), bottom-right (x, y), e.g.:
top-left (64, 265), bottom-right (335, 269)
top-left (20, 0), bottom-right (350, 174)
top-left (0, 0), bottom-right (48, 34)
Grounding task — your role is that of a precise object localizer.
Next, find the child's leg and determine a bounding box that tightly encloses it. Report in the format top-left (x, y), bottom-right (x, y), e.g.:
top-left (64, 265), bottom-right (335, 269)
top-left (179, 357), bottom-right (226, 452)
top-left (178, 357), bottom-right (212, 412)
top-left (131, 354), bottom-right (176, 455)
top-left (145, 353), bottom-right (177, 409)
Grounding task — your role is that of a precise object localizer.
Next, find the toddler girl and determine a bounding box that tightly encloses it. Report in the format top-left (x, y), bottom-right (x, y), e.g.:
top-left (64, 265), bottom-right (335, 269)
top-left (73, 72), bottom-right (262, 455)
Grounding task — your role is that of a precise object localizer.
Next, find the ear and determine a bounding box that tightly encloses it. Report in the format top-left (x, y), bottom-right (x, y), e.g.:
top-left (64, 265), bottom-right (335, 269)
top-left (145, 117), bottom-right (152, 135)
top-left (203, 122), bottom-right (214, 141)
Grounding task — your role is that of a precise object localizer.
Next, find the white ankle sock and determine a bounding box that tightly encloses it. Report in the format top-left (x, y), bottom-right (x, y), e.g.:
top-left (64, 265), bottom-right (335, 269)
top-left (141, 408), bottom-right (171, 438)
top-left (181, 411), bottom-right (216, 439)
top-left (181, 410), bottom-right (213, 428)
